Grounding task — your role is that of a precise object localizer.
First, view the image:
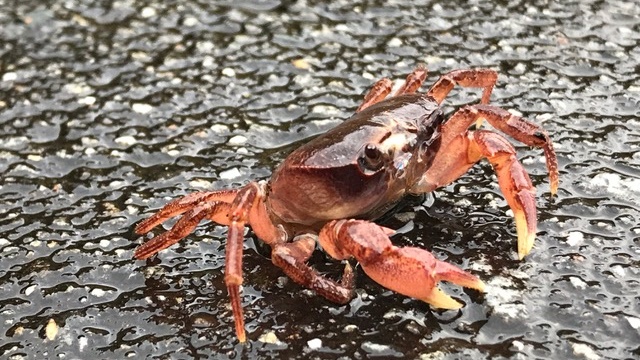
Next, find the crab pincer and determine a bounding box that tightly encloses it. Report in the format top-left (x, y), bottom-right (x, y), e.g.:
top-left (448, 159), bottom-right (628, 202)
top-left (319, 220), bottom-right (485, 309)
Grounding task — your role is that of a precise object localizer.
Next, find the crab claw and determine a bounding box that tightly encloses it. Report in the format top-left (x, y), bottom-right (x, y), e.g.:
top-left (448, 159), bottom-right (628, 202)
top-left (365, 247), bottom-right (485, 309)
top-left (319, 220), bottom-right (484, 309)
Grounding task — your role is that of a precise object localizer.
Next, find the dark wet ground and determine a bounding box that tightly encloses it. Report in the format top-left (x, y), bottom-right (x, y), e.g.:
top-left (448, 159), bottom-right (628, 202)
top-left (1, 0), bottom-right (639, 359)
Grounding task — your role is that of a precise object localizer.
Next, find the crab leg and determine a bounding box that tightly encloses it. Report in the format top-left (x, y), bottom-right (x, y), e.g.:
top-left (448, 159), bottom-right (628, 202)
top-left (318, 219), bottom-right (484, 309)
top-left (222, 182), bottom-right (266, 343)
top-left (412, 107), bottom-right (554, 258)
top-left (357, 77), bottom-right (393, 112)
top-left (134, 201), bottom-right (232, 260)
top-left (415, 130), bottom-right (537, 258)
top-left (438, 104), bottom-right (559, 194)
top-left (271, 234), bottom-right (355, 303)
top-left (357, 65), bottom-right (429, 112)
top-left (392, 64), bottom-right (428, 96)
top-left (135, 189), bottom-right (238, 234)
top-left (426, 68), bottom-right (498, 105)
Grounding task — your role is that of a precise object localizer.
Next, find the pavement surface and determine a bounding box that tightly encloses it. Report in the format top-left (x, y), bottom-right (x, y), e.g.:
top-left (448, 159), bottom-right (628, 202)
top-left (1, 0), bottom-right (639, 358)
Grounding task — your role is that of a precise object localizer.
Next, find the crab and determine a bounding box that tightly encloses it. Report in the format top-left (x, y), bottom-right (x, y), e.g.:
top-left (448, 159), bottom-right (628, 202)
top-left (134, 65), bottom-right (559, 342)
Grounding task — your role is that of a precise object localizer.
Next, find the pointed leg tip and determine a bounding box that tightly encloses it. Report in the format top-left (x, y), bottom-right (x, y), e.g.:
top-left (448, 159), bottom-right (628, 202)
top-left (237, 329), bottom-right (247, 343)
top-left (517, 232), bottom-right (536, 260)
top-left (135, 218), bottom-right (155, 235)
top-left (134, 224), bottom-right (146, 235)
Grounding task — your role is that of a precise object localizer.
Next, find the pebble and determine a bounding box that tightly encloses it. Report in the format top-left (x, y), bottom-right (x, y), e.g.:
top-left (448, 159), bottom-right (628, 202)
top-left (292, 58), bottom-right (311, 69)
top-left (2, 72), bottom-right (17, 81)
top-left (572, 343), bottom-right (599, 360)
top-left (626, 316), bottom-right (640, 329)
top-left (189, 179), bottom-right (212, 188)
top-left (140, 7), bottom-right (156, 18)
top-left (307, 338), bottom-right (322, 350)
top-left (115, 136), bottom-right (136, 146)
top-left (512, 340), bottom-right (525, 351)
top-left (569, 276), bottom-right (588, 289)
top-left (184, 17), bottom-right (199, 27)
top-left (25, 285), bottom-right (36, 296)
top-left (79, 336), bottom-right (88, 351)
top-left (419, 351), bottom-right (445, 360)
top-left (343, 324), bottom-right (358, 333)
top-left (610, 265), bottom-right (625, 278)
top-left (90, 288), bottom-right (106, 297)
top-left (387, 37), bottom-right (403, 47)
top-left (222, 68), bottom-right (236, 77)
top-left (258, 331), bottom-right (281, 344)
top-left (228, 135), bottom-right (247, 145)
top-left (45, 319), bottom-right (58, 340)
top-left (78, 96), bottom-right (96, 105)
top-left (566, 231), bottom-right (584, 246)
top-left (219, 168), bottom-right (241, 180)
top-left (362, 341), bottom-right (401, 356)
top-left (202, 56), bottom-right (215, 68)
top-left (132, 103), bottom-right (153, 114)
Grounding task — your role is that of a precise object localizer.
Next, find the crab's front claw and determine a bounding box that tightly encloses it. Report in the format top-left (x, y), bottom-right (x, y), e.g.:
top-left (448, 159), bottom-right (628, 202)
top-left (370, 247), bottom-right (485, 309)
top-left (319, 220), bottom-right (484, 309)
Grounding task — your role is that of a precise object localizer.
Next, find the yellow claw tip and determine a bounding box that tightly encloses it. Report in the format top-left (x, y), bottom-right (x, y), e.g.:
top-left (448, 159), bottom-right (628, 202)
top-left (422, 287), bottom-right (463, 310)
top-left (514, 210), bottom-right (536, 260)
top-left (473, 278), bottom-right (487, 293)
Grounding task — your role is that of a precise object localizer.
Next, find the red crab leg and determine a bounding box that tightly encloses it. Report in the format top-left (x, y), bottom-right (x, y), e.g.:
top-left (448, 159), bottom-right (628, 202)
top-left (271, 234), bottom-right (355, 303)
top-left (414, 130), bottom-right (537, 258)
top-left (438, 105), bottom-right (559, 195)
top-left (357, 66), bottom-right (430, 112)
top-left (135, 189), bottom-right (238, 234)
top-left (134, 202), bottom-right (232, 260)
top-left (318, 220), bottom-right (485, 309)
top-left (357, 77), bottom-right (393, 112)
top-left (426, 68), bottom-right (498, 105)
top-left (392, 64), bottom-right (428, 96)
top-left (224, 182), bottom-right (264, 343)
top-left (412, 105), bottom-right (557, 258)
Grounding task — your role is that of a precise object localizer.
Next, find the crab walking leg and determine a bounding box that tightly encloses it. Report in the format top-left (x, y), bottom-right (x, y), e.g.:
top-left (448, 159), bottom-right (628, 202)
top-left (318, 220), bottom-right (485, 309)
top-left (134, 202), bottom-right (232, 260)
top-left (392, 65), bottom-right (428, 96)
top-left (426, 68), bottom-right (498, 105)
top-left (135, 189), bottom-right (238, 234)
top-left (223, 182), bottom-right (263, 343)
top-left (271, 234), bottom-right (355, 303)
top-left (412, 129), bottom-right (540, 259)
top-left (357, 77), bottom-right (393, 112)
top-left (437, 105), bottom-right (559, 195)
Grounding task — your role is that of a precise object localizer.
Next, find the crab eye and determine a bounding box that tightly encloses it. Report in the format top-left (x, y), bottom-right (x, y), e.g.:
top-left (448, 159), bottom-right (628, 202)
top-left (358, 143), bottom-right (384, 172)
